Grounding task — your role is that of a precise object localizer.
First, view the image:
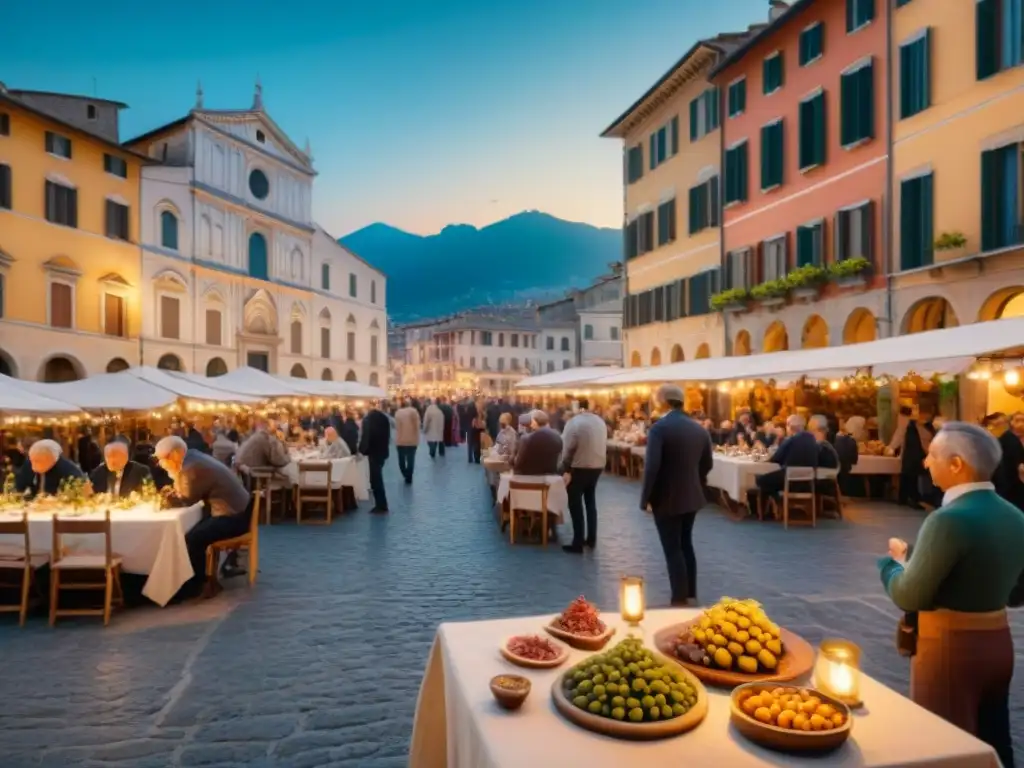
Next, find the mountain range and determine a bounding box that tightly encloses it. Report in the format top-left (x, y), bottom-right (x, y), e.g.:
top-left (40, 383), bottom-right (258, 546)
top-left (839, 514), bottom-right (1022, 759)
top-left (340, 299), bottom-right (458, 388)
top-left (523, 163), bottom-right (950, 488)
top-left (339, 211), bottom-right (622, 322)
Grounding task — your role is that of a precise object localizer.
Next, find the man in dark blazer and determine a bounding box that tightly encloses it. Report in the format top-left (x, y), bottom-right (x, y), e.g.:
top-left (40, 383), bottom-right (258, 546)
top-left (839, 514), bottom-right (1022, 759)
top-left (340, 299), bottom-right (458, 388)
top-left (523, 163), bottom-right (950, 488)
top-left (754, 414), bottom-right (819, 502)
top-left (15, 439), bottom-right (85, 499)
top-left (640, 385), bottom-right (713, 606)
top-left (513, 410), bottom-right (562, 476)
top-left (359, 402), bottom-right (392, 513)
top-left (996, 411), bottom-right (1024, 513)
top-left (89, 439), bottom-right (152, 498)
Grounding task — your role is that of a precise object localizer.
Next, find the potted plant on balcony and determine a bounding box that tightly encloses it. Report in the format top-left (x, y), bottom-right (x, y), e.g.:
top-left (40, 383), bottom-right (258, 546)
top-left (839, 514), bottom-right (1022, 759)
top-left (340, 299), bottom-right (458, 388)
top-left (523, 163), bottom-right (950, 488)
top-left (934, 231), bottom-right (967, 259)
top-left (750, 278), bottom-right (789, 308)
top-left (828, 256), bottom-right (871, 288)
top-left (785, 264), bottom-right (829, 301)
top-left (710, 287), bottom-right (750, 313)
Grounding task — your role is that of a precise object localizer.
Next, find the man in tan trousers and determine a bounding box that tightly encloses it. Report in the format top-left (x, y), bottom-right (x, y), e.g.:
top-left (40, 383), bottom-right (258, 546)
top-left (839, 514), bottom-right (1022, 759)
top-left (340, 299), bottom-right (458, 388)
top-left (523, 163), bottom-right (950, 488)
top-left (394, 399), bottom-right (421, 484)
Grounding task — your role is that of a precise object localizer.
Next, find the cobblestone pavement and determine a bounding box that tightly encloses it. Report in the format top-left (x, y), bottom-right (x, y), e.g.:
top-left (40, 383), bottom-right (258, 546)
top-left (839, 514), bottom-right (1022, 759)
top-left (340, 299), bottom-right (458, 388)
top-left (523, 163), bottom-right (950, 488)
top-left (2, 445), bottom-right (1022, 767)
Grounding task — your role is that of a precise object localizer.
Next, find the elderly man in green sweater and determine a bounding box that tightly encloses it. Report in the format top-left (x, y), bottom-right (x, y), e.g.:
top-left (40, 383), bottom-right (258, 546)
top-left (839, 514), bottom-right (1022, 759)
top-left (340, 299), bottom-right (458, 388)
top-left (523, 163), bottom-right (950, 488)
top-left (878, 421), bottom-right (1024, 768)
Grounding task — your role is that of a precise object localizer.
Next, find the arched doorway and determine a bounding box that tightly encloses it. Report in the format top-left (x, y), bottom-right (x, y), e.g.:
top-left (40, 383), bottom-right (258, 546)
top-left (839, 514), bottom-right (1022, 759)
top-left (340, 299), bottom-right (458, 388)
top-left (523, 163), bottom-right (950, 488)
top-left (369, 372), bottom-right (380, 386)
top-left (763, 321), bottom-right (789, 352)
top-left (41, 356), bottom-right (82, 383)
top-left (651, 348), bottom-right (662, 366)
top-left (978, 287), bottom-right (1024, 320)
top-left (843, 308), bottom-right (877, 344)
top-left (0, 349), bottom-right (16, 377)
top-left (670, 344), bottom-right (684, 363)
top-left (206, 357), bottom-right (228, 377)
top-left (801, 315), bottom-right (829, 349)
top-left (322, 368), bottom-right (333, 381)
top-left (106, 358), bottom-right (130, 374)
top-left (630, 351), bottom-right (642, 367)
top-left (734, 330), bottom-right (751, 356)
top-left (345, 370), bottom-right (357, 382)
top-left (290, 363), bottom-right (307, 378)
top-left (157, 353), bottom-right (183, 372)
top-left (695, 343), bottom-right (711, 359)
top-left (901, 296), bottom-right (959, 334)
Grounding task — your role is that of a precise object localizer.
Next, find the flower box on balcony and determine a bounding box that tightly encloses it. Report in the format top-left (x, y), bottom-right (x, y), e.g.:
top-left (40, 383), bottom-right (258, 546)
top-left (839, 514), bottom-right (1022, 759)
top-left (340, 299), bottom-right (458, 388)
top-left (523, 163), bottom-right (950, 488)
top-left (710, 288), bottom-right (751, 314)
top-left (828, 256), bottom-right (870, 289)
top-left (750, 278), bottom-right (790, 308)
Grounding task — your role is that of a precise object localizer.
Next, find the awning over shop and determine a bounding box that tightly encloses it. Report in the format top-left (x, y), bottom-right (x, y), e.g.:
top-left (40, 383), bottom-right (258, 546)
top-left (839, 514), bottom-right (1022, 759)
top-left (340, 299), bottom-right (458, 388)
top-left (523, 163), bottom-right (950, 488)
top-left (170, 367), bottom-right (302, 399)
top-left (588, 315), bottom-right (1024, 387)
top-left (0, 374), bottom-right (82, 415)
top-left (9, 371), bottom-right (180, 411)
top-left (514, 366), bottom-right (623, 390)
top-left (129, 367), bottom-right (262, 404)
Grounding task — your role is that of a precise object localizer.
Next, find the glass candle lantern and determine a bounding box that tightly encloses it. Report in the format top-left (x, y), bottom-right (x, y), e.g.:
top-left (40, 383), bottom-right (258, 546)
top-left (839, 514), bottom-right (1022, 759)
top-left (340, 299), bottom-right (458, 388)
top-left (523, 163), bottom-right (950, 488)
top-left (815, 638), bottom-right (862, 707)
top-left (619, 576), bottom-right (645, 625)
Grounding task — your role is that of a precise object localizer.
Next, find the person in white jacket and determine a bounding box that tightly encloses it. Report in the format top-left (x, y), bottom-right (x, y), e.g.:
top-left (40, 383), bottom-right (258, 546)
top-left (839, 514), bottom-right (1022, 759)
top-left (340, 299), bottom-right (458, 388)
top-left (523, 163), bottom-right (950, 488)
top-left (423, 400), bottom-right (446, 458)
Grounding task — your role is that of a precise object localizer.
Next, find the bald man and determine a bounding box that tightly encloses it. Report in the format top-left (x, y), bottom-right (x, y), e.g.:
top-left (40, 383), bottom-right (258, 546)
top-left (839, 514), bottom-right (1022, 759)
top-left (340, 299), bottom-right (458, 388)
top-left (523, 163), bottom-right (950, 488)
top-left (89, 439), bottom-right (152, 499)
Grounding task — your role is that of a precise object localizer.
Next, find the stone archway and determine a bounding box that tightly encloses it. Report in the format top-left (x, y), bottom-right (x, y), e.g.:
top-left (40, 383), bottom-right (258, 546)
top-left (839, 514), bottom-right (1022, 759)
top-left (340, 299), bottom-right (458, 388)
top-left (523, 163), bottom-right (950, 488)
top-left (763, 321), bottom-right (789, 352)
top-left (157, 353), bottom-right (183, 372)
top-left (651, 348), bottom-right (662, 366)
top-left (40, 355), bottom-right (83, 383)
top-left (290, 363), bottom-right (308, 378)
top-left (670, 344), bottom-right (684, 363)
top-left (630, 351), bottom-right (642, 367)
top-left (0, 348), bottom-right (17, 378)
top-left (734, 330), bottom-right (751, 356)
top-left (978, 286), bottom-right (1024, 320)
top-left (345, 370), bottom-right (357, 382)
top-left (106, 358), bottom-right (130, 373)
top-left (206, 357), bottom-right (228, 377)
top-left (801, 315), bottom-right (829, 349)
top-left (322, 368), bottom-right (333, 381)
top-left (901, 296), bottom-right (959, 334)
top-left (369, 372), bottom-right (380, 386)
top-left (695, 343), bottom-right (711, 359)
top-left (843, 308), bottom-right (877, 344)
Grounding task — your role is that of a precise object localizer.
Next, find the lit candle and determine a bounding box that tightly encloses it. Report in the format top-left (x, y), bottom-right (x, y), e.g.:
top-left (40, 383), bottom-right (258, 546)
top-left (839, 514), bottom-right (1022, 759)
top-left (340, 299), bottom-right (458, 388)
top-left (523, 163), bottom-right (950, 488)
top-left (620, 576), bottom-right (645, 625)
top-left (815, 639), bottom-right (862, 707)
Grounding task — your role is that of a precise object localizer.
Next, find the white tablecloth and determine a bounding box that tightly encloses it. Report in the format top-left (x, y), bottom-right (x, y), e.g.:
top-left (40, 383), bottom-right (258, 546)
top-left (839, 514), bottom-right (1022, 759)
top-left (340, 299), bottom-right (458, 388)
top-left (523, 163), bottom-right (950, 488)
top-left (0, 503), bottom-right (203, 607)
top-left (851, 455), bottom-right (901, 475)
top-left (496, 474), bottom-right (568, 523)
top-left (705, 455), bottom-right (776, 502)
top-left (410, 609), bottom-right (999, 768)
top-left (287, 454), bottom-right (370, 500)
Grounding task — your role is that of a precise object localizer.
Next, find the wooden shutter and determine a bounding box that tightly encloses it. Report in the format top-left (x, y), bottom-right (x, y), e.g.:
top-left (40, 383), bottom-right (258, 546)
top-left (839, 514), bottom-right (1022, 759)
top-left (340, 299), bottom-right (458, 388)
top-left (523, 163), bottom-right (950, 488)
top-left (205, 309), bottom-right (221, 346)
top-left (161, 296), bottom-right (180, 339)
top-left (50, 283), bottom-right (72, 328)
top-left (976, 0), bottom-right (999, 80)
top-left (688, 186), bottom-right (700, 234)
top-left (291, 320), bottom-right (302, 354)
top-left (689, 98), bottom-right (698, 141)
top-left (45, 131), bottom-right (54, 153)
top-left (321, 327), bottom-right (331, 359)
top-left (860, 201), bottom-right (875, 264)
top-left (709, 176), bottom-right (720, 226)
top-left (649, 133), bottom-right (657, 170)
top-left (0, 164), bottom-right (9, 209)
top-left (347, 331), bottom-right (356, 360)
top-left (670, 116), bottom-right (679, 155)
top-left (980, 148), bottom-right (1001, 252)
top-left (104, 294), bottom-right (125, 337)
top-left (860, 62), bottom-right (875, 141)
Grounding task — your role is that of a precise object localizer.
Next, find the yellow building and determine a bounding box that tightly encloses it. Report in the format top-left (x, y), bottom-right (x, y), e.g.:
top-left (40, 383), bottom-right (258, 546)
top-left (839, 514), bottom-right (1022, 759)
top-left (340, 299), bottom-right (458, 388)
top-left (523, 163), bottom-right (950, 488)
top-left (0, 85), bottom-right (147, 381)
top-left (601, 33), bottom-right (757, 368)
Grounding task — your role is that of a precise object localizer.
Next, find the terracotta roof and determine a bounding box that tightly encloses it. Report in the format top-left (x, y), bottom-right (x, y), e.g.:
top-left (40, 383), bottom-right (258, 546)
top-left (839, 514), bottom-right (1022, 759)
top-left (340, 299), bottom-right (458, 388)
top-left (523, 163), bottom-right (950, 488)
top-left (709, 1), bottom-right (809, 77)
top-left (6, 88), bottom-right (128, 108)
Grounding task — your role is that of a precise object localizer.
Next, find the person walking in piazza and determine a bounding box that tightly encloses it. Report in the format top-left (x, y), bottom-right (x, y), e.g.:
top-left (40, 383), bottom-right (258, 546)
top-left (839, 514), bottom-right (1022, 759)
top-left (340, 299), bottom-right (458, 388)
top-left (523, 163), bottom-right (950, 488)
top-left (394, 398), bottom-right (421, 485)
top-left (423, 398), bottom-right (446, 458)
top-left (360, 401), bottom-right (393, 512)
top-left (640, 384), bottom-right (713, 606)
top-left (559, 398), bottom-right (607, 554)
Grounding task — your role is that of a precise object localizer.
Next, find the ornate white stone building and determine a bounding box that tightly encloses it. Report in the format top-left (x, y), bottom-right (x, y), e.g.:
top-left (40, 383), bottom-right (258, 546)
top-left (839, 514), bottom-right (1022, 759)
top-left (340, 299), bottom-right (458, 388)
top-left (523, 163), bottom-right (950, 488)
top-left (125, 83), bottom-right (386, 385)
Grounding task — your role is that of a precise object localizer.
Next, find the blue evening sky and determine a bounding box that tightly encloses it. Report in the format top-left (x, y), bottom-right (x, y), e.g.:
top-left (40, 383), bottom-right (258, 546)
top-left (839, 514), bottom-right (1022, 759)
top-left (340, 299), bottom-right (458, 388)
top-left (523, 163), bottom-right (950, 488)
top-left (1, 0), bottom-right (769, 236)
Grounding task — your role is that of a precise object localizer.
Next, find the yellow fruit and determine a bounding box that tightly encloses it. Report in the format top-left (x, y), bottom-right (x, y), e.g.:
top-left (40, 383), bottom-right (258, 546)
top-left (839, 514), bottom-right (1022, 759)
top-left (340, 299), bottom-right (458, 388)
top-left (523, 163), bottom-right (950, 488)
top-left (792, 713), bottom-right (808, 730)
top-left (757, 649), bottom-right (778, 670)
top-left (809, 714), bottom-right (827, 730)
top-left (736, 689), bottom-right (754, 704)
top-left (706, 644), bottom-right (717, 655)
top-left (754, 707), bottom-right (773, 724)
top-left (713, 648), bottom-right (733, 668)
top-left (748, 626), bottom-right (762, 639)
top-left (725, 611), bottom-right (740, 624)
top-left (720, 621), bottom-right (737, 638)
top-left (754, 616), bottom-right (772, 631)
top-left (745, 639), bottom-right (762, 655)
top-left (799, 699), bottom-right (818, 714)
top-left (801, 719), bottom-right (813, 732)
top-left (693, 629), bottom-right (706, 644)
top-left (699, 616), bottom-right (712, 630)
top-left (736, 616), bottom-right (751, 629)
top-left (766, 638), bottom-right (783, 655)
top-left (735, 630), bottom-right (750, 644)
top-left (766, 623), bottom-right (781, 637)
top-left (769, 702), bottom-right (782, 718)
top-left (727, 642), bottom-right (745, 658)
top-left (734, 603), bottom-right (751, 616)
top-left (831, 713), bottom-right (845, 727)
top-left (736, 655), bottom-right (758, 674)
top-left (815, 704), bottom-right (836, 719)
top-left (782, 699), bottom-right (799, 713)
top-left (741, 697), bottom-right (759, 715)
top-left (712, 633), bottom-right (728, 647)
top-left (776, 710), bottom-right (795, 729)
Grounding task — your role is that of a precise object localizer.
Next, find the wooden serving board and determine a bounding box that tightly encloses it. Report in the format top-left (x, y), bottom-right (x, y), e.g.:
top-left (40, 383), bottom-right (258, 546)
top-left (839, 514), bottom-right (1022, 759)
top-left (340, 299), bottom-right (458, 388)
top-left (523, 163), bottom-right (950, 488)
top-left (550, 653), bottom-right (708, 740)
top-left (653, 620), bottom-right (815, 688)
top-left (500, 636), bottom-right (570, 669)
top-left (544, 621), bottom-right (615, 651)
top-left (730, 682), bottom-right (853, 754)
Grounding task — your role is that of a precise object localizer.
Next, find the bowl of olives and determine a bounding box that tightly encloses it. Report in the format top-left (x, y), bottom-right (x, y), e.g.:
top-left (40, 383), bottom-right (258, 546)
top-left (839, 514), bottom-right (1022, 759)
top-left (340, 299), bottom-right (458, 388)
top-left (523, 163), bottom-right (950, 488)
top-left (490, 674), bottom-right (531, 710)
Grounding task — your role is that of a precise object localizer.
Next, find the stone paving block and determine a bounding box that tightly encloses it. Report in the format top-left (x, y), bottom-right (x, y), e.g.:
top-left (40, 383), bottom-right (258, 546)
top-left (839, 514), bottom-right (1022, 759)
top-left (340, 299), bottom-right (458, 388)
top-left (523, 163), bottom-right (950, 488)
top-left (179, 742), bottom-right (271, 766)
top-left (193, 714), bottom-right (299, 743)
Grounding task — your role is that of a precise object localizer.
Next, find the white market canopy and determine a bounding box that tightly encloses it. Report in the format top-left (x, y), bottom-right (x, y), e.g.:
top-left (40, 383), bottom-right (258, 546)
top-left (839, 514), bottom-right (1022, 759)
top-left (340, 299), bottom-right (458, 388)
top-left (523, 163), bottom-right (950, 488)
top-left (515, 366), bottom-right (623, 390)
top-left (171, 367), bottom-right (387, 401)
top-left (0, 374), bottom-right (82, 415)
top-left (128, 367), bottom-right (261, 404)
top-left (8, 371), bottom-right (181, 411)
top-left (587, 316), bottom-right (1024, 388)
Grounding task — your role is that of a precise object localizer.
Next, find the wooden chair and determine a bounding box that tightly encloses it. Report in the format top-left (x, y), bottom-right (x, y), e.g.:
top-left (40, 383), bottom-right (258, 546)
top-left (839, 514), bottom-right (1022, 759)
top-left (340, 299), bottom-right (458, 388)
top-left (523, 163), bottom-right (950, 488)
top-left (816, 467), bottom-right (844, 520)
top-left (0, 512), bottom-right (48, 626)
top-left (295, 461), bottom-right (334, 525)
top-left (245, 467), bottom-right (285, 525)
top-left (768, 467), bottom-right (817, 530)
top-left (49, 509), bottom-right (123, 627)
top-left (508, 480), bottom-right (550, 546)
top-left (205, 487), bottom-right (262, 589)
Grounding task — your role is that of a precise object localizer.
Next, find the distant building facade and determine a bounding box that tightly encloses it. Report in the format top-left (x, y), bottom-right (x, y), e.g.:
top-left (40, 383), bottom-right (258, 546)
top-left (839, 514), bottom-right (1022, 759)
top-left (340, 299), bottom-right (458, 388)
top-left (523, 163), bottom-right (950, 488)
top-left (535, 267), bottom-right (624, 367)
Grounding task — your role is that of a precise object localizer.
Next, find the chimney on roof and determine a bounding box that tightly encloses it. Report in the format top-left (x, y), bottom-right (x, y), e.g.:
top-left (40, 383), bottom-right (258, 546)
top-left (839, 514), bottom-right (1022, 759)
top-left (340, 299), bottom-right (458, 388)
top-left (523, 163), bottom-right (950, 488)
top-left (768, 0), bottom-right (789, 21)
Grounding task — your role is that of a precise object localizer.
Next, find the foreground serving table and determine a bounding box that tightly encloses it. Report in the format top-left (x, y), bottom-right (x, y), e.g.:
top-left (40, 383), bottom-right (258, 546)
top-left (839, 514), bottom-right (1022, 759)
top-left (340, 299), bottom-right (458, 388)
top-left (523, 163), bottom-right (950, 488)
top-left (0, 503), bottom-right (203, 607)
top-left (410, 609), bottom-right (999, 768)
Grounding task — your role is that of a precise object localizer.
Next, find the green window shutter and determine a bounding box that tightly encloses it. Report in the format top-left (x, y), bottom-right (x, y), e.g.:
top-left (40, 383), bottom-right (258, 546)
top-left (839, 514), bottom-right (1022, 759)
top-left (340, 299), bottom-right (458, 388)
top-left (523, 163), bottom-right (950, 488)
top-left (671, 116), bottom-right (679, 155)
top-left (689, 98), bottom-right (698, 141)
top-left (688, 186), bottom-right (700, 234)
top-left (976, 0), bottom-right (998, 80)
top-left (980, 148), bottom-right (1001, 251)
top-left (738, 80), bottom-right (746, 113)
top-left (707, 88), bottom-right (720, 130)
top-left (899, 177), bottom-right (918, 270)
top-left (738, 143), bottom-right (748, 202)
top-left (798, 99), bottom-right (811, 169)
top-left (657, 127), bottom-right (667, 164)
top-left (813, 93), bottom-right (826, 166)
top-left (709, 176), bottom-right (720, 226)
top-left (650, 134), bottom-right (657, 170)
top-left (840, 72), bottom-right (853, 146)
top-left (845, 0), bottom-right (855, 32)
top-left (898, 42), bottom-right (911, 119)
top-left (861, 62), bottom-right (875, 141)
top-left (921, 173), bottom-right (934, 267)
top-left (761, 122), bottom-right (783, 190)
top-left (796, 226), bottom-right (811, 267)
top-left (900, 33), bottom-right (931, 119)
top-left (922, 30), bottom-right (932, 112)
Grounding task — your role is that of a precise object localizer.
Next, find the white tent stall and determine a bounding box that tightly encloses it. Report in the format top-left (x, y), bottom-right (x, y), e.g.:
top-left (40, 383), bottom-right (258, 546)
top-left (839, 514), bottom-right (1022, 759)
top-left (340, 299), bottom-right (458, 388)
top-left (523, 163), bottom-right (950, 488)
top-left (128, 367), bottom-right (262, 404)
top-left (0, 374), bottom-right (82, 416)
top-left (515, 366), bottom-right (623, 391)
top-left (8, 371), bottom-right (181, 411)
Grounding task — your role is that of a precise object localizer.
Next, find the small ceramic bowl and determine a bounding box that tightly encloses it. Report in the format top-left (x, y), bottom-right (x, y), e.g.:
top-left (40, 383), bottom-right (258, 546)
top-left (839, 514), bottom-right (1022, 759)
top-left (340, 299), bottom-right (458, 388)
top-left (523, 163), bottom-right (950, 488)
top-left (490, 674), bottom-right (531, 710)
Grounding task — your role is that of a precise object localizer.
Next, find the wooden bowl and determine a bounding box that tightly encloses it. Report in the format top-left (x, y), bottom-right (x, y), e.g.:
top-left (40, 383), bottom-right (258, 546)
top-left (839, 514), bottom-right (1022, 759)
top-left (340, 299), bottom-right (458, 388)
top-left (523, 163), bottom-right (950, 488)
top-left (551, 652), bottom-right (708, 740)
top-left (501, 635), bottom-right (570, 669)
top-left (730, 683), bottom-right (853, 754)
top-left (490, 675), bottom-right (531, 710)
top-left (653, 620), bottom-right (814, 688)
top-left (544, 620), bottom-right (616, 651)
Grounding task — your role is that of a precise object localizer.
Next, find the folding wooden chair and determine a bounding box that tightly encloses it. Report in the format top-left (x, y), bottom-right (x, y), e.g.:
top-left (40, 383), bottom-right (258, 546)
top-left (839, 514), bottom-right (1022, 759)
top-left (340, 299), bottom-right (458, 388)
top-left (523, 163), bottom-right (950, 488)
top-left (768, 466), bottom-right (817, 530)
top-left (295, 461), bottom-right (334, 525)
top-left (49, 509), bottom-right (123, 626)
top-left (0, 512), bottom-right (48, 626)
top-left (206, 488), bottom-right (262, 589)
top-left (508, 480), bottom-right (550, 546)
top-left (816, 467), bottom-right (844, 520)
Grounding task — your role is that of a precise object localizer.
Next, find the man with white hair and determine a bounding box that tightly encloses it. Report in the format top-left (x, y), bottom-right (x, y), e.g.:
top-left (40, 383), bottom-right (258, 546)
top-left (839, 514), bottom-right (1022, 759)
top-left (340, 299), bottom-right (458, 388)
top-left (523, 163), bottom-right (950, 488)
top-left (513, 409), bottom-right (562, 476)
top-left (89, 438), bottom-right (152, 499)
top-left (320, 426), bottom-right (351, 460)
top-left (879, 422), bottom-right (1024, 767)
top-left (155, 435), bottom-right (252, 598)
top-left (753, 413), bottom-right (818, 506)
top-left (14, 439), bottom-right (84, 499)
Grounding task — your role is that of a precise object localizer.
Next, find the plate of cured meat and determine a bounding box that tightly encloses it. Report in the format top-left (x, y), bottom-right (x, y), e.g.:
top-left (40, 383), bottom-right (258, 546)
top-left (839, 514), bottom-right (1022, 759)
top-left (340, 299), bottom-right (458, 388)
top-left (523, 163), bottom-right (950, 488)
top-left (501, 634), bottom-right (570, 669)
top-left (544, 595), bottom-right (616, 651)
